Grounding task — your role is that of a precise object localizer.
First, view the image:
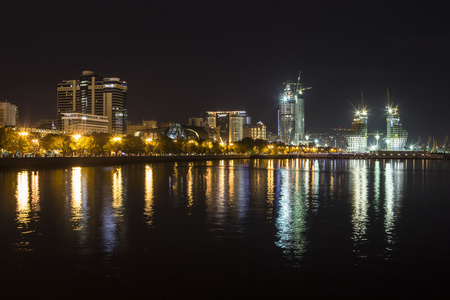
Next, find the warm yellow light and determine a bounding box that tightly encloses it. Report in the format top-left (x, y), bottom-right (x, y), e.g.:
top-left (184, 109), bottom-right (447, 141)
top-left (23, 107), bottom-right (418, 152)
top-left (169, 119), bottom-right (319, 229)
top-left (32, 139), bottom-right (39, 144)
top-left (112, 137), bottom-right (122, 142)
top-left (19, 132), bottom-right (28, 136)
top-left (73, 134), bottom-right (81, 141)
top-left (145, 138), bottom-right (152, 143)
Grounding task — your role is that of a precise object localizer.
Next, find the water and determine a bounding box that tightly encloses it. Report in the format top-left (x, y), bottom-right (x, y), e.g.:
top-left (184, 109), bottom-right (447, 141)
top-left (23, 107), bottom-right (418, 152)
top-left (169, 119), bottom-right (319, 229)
top-left (1, 158), bottom-right (449, 298)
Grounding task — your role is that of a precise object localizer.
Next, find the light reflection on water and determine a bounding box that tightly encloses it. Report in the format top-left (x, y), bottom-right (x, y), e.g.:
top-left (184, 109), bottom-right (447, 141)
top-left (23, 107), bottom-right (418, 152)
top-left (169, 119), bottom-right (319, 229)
top-left (144, 165), bottom-right (155, 225)
top-left (350, 160), bottom-right (369, 258)
top-left (6, 159), bottom-right (437, 267)
top-left (15, 171), bottom-right (40, 252)
top-left (70, 167), bottom-right (85, 230)
top-left (275, 165), bottom-right (308, 261)
top-left (384, 161), bottom-right (404, 256)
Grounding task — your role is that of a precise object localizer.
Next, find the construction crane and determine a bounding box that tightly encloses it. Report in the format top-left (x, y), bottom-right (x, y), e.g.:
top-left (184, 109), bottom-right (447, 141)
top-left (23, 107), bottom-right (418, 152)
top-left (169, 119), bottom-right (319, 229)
top-left (282, 71), bottom-right (312, 94)
top-left (348, 90), bottom-right (368, 118)
top-left (386, 88), bottom-right (398, 115)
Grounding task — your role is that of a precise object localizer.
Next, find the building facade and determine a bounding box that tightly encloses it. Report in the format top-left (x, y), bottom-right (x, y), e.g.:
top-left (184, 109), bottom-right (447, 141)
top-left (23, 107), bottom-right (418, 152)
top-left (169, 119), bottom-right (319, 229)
top-left (57, 70), bottom-right (127, 134)
top-left (386, 105), bottom-right (408, 151)
top-left (62, 112), bottom-right (109, 135)
top-left (127, 120), bottom-right (157, 135)
top-left (0, 100), bottom-right (18, 127)
top-left (243, 121), bottom-right (267, 140)
top-left (345, 109), bottom-right (368, 153)
top-left (187, 117), bottom-right (205, 127)
top-left (206, 111), bottom-right (248, 144)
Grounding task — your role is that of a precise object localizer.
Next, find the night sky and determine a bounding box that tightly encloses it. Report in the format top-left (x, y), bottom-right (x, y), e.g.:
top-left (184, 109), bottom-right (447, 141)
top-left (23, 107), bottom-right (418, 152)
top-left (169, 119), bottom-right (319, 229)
top-left (1, 1), bottom-right (449, 142)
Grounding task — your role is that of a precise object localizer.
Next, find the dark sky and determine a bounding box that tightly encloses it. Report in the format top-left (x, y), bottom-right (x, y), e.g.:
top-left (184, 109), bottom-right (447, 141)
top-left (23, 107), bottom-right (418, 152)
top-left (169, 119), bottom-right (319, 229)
top-left (1, 1), bottom-right (449, 142)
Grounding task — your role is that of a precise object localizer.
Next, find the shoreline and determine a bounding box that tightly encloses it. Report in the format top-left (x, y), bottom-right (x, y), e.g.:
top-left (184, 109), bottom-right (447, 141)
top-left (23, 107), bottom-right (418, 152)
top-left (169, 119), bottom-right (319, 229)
top-left (0, 153), bottom-right (447, 168)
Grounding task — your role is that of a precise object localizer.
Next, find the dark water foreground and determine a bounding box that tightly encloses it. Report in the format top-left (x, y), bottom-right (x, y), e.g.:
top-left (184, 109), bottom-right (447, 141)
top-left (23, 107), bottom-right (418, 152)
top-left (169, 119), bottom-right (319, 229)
top-left (1, 159), bottom-right (449, 298)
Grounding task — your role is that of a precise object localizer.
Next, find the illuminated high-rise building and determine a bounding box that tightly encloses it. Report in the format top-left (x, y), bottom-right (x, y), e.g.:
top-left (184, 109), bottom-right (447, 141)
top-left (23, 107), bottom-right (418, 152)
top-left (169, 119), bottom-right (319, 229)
top-left (278, 72), bottom-right (310, 145)
top-left (385, 90), bottom-right (407, 151)
top-left (206, 111), bottom-right (248, 143)
top-left (57, 70), bottom-right (127, 134)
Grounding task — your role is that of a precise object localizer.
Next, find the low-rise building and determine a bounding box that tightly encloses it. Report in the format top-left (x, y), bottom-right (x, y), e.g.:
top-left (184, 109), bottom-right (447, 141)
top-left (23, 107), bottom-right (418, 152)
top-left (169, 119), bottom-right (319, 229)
top-left (62, 112), bottom-right (108, 135)
top-left (127, 120), bottom-right (157, 135)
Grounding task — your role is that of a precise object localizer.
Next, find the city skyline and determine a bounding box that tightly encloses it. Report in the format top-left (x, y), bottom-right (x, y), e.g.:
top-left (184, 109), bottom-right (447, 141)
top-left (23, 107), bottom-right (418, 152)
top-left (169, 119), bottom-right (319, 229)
top-left (1, 1), bottom-right (449, 141)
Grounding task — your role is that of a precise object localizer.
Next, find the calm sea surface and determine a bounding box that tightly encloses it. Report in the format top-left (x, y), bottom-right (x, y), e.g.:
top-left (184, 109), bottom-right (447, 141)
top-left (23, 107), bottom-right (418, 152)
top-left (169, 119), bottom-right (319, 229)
top-left (1, 159), bottom-right (449, 298)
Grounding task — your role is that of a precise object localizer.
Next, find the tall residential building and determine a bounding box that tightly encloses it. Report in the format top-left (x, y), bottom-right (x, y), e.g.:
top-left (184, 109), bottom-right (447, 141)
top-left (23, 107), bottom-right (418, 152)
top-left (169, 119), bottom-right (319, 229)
top-left (278, 72), bottom-right (311, 145)
top-left (0, 100), bottom-right (18, 127)
top-left (385, 91), bottom-right (407, 150)
top-left (57, 70), bottom-right (127, 134)
top-left (206, 111), bottom-right (248, 143)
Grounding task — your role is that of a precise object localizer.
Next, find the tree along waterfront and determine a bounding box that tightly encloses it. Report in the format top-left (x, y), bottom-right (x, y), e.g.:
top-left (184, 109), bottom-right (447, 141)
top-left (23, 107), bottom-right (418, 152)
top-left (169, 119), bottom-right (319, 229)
top-left (0, 128), bottom-right (336, 157)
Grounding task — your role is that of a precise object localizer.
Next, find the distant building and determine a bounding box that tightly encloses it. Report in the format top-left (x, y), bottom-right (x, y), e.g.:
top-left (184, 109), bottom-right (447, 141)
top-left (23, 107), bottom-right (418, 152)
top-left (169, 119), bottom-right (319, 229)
top-left (62, 112), bottom-right (109, 135)
top-left (57, 70), bottom-right (127, 134)
top-left (135, 123), bottom-right (210, 141)
top-left (206, 111), bottom-right (248, 144)
top-left (345, 109), bottom-right (368, 153)
top-left (331, 127), bottom-right (348, 149)
top-left (385, 104), bottom-right (408, 151)
top-left (34, 119), bottom-right (57, 130)
top-left (266, 131), bottom-right (278, 143)
top-left (243, 121), bottom-right (267, 140)
top-left (187, 117), bottom-right (205, 127)
top-left (0, 100), bottom-right (18, 127)
top-left (127, 120), bottom-right (157, 135)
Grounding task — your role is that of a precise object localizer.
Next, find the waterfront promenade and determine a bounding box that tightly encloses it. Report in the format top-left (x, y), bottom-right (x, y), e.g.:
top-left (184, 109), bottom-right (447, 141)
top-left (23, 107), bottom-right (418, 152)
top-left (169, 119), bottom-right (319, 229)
top-left (0, 152), bottom-right (447, 168)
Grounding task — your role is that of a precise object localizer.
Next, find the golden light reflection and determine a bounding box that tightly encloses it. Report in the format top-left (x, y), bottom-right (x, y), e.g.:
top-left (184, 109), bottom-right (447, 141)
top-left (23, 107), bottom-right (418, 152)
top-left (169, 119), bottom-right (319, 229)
top-left (218, 163), bottom-right (226, 204)
top-left (70, 167), bottom-right (84, 230)
top-left (187, 165), bottom-right (194, 212)
top-left (31, 171), bottom-right (40, 214)
top-left (15, 170), bottom-right (41, 252)
top-left (228, 163), bottom-right (235, 206)
top-left (266, 160), bottom-right (275, 222)
top-left (170, 164), bottom-right (180, 200)
top-left (112, 167), bottom-right (124, 219)
top-left (144, 165), bottom-right (155, 225)
top-left (16, 171), bottom-right (30, 225)
top-left (205, 167), bottom-right (213, 203)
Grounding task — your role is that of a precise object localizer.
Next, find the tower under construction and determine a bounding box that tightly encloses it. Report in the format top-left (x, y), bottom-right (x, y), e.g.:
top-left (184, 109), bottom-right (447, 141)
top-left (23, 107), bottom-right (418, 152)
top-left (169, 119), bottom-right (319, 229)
top-left (345, 92), bottom-right (368, 152)
top-left (385, 89), bottom-right (408, 150)
top-left (278, 72), bottom-right (311, 145)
